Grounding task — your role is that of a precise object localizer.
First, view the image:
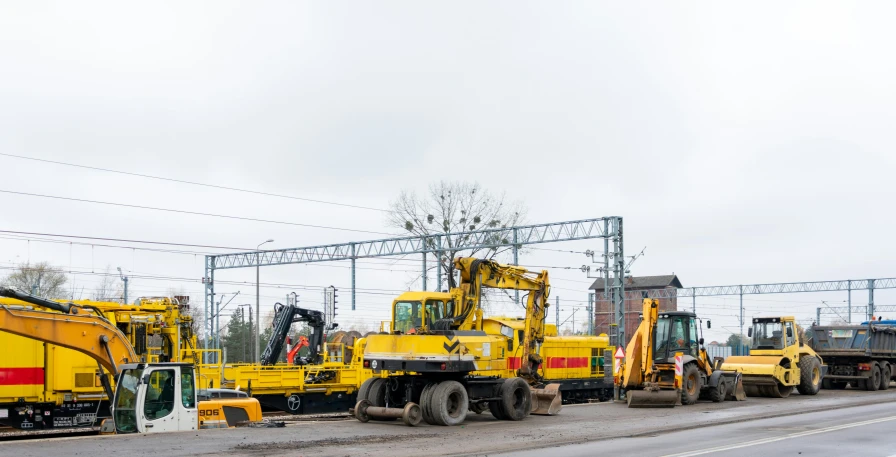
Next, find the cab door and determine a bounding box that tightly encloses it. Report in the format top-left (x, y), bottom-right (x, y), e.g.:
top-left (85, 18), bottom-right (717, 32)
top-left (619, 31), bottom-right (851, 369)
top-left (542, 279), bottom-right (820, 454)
top-left (136, 367), bottom-right (180, 433)
top-left (136, 366), bottom-right (198, 433)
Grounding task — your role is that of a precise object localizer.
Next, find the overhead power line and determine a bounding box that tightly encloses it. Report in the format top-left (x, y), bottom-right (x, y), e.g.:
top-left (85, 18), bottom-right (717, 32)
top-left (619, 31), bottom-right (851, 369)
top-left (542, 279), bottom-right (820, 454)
top-left (0, 152), bottom-right (389, 213)
top-left (0, 189), bottom-right (393, 235)
top-left (0, 229), bottom-right (251, 251)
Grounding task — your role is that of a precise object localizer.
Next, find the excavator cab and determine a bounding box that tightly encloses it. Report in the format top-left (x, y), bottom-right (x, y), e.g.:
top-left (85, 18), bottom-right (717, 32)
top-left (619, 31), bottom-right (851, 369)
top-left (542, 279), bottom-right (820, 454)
top-left (391, 292), bottom-right (456, 333)
top-left (112, 363), bottom-right (199, 434)
top-left (653, 312), bottom-right (701, 363)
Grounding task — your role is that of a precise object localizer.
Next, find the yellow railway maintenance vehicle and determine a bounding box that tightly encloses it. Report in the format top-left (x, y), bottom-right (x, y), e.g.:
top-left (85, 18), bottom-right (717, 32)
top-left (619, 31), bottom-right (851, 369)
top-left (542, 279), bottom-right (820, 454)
top-left (195, 298), bottom-right (375, 415)
top-left (0, 293), bottom-right (263, 433)
top-left (618, 298), bottom-right (745, 407)
top-left (0, 288), bottom-right (197, 430)
top-left (721, 316), bottom-right (825, 398)
top-left (357, 257), bottom-right (614, 426)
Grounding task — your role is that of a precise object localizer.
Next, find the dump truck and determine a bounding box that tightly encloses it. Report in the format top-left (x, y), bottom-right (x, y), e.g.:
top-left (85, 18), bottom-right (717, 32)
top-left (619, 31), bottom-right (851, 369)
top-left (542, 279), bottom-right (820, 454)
top-left (618, 298), bottom-right (745, 407)
top-left (721, 316), bottom-right (824, 397)
top-left (810, 321), bottom-right (896, 391)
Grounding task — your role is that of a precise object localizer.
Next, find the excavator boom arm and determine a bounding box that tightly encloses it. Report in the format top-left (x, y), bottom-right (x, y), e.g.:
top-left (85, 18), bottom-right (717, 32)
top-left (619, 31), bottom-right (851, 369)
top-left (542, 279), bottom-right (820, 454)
top-left (454, 257), bottom-right (550, 380)
top-left (0, 305), bottom-right (138, 375)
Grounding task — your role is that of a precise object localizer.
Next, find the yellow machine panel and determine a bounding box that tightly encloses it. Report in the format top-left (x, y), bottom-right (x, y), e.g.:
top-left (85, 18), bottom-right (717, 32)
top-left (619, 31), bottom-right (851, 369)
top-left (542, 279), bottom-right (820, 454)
top-left (198, 398), bottom-right (263, 429)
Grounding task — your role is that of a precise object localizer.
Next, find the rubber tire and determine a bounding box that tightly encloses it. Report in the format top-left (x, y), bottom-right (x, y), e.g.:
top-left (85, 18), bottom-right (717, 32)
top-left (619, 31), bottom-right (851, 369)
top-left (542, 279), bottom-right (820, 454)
top-left (420, 382), bottom-right (438, 425)
top-left (357, 378), bottom-right (376, 404)
top-left (429, 380), bottom-right (468, 426)
top-left (367, 378), bottom-right (397, 421)
top-left (866, 365), bottom-right (881, 391)
top-left (797, 357), bottom-right (822, 395)
top-left (499, 377), bottom-right (532, 421)
top-left (488, 398), bottom-right (507, 420)
top-left (708, 379), bottom-right (726, 403)
top-left (367, 378), bottom-right (388, 406)
top-left (880, 364), bottom-right (891, 391)
top-left (680, 363), bottom-right (702, 405)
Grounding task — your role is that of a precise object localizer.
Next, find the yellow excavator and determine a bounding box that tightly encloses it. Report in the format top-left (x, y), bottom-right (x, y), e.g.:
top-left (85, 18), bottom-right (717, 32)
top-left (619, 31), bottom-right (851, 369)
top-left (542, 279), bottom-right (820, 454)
top-left (0, 289), bottom-right (263, 433)
top-left (721, 316), bottom-right (824, 397)
top-left (618, 298), bottom-right (746, 407)
top-left (357, 257), bottom-right (561, 426)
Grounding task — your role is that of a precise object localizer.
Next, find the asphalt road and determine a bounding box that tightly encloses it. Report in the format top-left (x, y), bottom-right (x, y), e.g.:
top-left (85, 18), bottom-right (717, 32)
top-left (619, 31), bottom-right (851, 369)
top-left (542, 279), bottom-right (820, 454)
top-left (500, 401), bottom-right (896, 457)
top-left (3, 388), bottom-right (895, 456)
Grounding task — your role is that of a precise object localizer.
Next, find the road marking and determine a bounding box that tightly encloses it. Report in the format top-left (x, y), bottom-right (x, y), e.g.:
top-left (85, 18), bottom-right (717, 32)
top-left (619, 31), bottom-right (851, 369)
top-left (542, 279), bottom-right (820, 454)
top-left (661, 415), bottom-right (896, 457)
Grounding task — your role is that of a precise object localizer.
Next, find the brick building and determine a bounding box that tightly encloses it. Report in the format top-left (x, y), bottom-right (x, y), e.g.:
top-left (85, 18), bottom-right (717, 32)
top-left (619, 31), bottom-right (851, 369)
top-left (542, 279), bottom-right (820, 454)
top-left (589, 275), bottom-right (683, 345)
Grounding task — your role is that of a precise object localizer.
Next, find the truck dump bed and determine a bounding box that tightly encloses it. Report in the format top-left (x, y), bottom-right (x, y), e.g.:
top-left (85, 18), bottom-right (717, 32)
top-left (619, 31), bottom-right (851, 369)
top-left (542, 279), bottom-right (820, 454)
top-left (812, 324), bottom-right (896, 358)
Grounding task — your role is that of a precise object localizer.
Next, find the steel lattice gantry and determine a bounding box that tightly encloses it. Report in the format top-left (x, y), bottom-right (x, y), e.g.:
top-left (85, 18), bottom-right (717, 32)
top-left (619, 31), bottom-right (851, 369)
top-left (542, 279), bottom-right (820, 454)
top-left (641, 278), bottom-right (896, 332)
top-left (202, 216), bottom-right (626, 349)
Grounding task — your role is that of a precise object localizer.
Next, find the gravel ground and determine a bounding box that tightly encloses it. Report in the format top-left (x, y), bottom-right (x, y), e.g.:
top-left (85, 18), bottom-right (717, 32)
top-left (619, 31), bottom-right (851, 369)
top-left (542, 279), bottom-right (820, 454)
top-left (3, 388), bottom-right (895, 457)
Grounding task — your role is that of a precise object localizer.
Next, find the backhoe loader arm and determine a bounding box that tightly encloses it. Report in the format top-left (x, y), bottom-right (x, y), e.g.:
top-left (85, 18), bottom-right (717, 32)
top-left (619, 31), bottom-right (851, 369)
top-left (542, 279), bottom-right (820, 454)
top-left (454, 257), bottom-right (550, 380)
top-left (621, 298), bottom-right (659, 389)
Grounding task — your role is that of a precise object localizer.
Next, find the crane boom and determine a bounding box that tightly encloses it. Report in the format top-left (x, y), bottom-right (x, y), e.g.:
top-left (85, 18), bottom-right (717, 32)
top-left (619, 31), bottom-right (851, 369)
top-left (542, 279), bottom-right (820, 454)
top-left (455, 257), bottom-right (550, 379)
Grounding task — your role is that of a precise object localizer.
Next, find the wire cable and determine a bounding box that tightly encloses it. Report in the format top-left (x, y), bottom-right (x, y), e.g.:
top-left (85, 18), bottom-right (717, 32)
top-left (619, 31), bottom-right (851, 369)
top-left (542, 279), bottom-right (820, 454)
top-left (0, 152), bottom-right (389, 212)
top-left (0, 189), bottom-right (393, 235)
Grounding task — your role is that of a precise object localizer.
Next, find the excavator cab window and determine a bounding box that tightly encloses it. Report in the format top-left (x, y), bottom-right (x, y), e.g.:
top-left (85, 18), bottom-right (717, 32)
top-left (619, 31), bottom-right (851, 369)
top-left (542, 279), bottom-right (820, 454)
top-left (751, 320), bottom-right (785, 350)
top-left (144, 369), bottom-right (176, 420)
top-left (394, 301), bottom-right (422, 333)
top-left (654, 315), bottom-right (699, 360)
top-left (425, 300), bottom-right (445, 327)
top-left (113, 368), bottom-right (144, 433)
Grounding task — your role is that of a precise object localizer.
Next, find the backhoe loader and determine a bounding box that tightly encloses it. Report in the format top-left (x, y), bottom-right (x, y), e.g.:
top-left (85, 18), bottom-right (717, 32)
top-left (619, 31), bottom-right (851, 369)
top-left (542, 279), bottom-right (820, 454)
top-left (618, 298), bottom-right (746, 407)
top-left (0, 290), bottom-right (263, 433)
top-left (720, 316), bottom-right (824, 398)
top-left (357, 257), bottom-right (563, 426)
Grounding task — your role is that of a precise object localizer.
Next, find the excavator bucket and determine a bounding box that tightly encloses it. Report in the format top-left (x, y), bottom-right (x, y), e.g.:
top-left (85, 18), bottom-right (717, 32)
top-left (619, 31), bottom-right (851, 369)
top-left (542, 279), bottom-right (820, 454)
top-left (726, 373), bottom-right (747, 401)
top-left (530, 383), bottom-right (562, 415)
top-left (626, 387), bottom-right (681, 408)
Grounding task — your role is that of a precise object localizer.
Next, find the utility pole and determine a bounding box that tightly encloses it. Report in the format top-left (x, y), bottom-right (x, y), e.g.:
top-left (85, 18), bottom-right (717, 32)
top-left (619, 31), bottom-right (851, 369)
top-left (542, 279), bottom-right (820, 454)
top-left (555, 296), bottom-right (560, 329)
top-left (31, 271), bottom-right (43, 296)
top-left (739, 286), bottom-right (744, 344)
top-left (117, 267), bottom-right (129, 305)
top-left (255, 239), bottom-right (273, 364)
top-left (248, 305), bottom-right (253, 362)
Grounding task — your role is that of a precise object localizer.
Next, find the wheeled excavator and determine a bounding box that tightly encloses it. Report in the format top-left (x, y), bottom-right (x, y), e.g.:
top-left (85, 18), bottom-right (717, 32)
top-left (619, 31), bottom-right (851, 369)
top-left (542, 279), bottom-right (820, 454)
top-left (618, 298), bottom-right (746, 407)
top-left (356, 257), bottom-right (561, 426)
top-left (0, 289), bottom-right (263, 433)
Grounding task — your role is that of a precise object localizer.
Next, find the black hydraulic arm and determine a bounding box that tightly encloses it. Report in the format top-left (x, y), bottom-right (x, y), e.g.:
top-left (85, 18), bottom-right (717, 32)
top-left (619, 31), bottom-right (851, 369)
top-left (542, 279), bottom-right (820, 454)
top-left (260, 302), bottom-right (326, 365)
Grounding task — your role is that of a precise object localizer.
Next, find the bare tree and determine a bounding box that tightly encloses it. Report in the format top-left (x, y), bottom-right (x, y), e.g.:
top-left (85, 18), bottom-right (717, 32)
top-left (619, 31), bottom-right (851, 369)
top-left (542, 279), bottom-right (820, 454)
top-left (389, 181), bottom-right (526, 289)
top-left (1, 262), bottom-right (68, 298)
top-left (92, 266), bottom-right (123, 302)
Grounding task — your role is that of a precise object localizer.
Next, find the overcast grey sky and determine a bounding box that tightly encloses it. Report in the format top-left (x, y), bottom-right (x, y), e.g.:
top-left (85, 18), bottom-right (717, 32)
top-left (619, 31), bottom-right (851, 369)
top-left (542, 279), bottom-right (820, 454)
top-left (1, 1), bottom-right (894, 342)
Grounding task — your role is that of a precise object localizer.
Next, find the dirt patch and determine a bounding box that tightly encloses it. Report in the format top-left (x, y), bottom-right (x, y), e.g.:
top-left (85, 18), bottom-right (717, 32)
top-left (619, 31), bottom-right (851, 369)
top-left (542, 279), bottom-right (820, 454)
top-left (233, 433), bottom-right (440, 453)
